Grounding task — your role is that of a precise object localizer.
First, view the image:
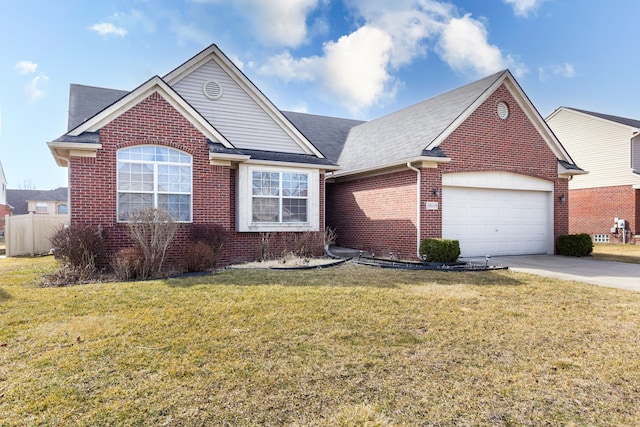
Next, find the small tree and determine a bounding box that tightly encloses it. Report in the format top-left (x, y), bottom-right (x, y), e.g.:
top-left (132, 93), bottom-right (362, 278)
top-left (127, 208), bottom-right (177, 278)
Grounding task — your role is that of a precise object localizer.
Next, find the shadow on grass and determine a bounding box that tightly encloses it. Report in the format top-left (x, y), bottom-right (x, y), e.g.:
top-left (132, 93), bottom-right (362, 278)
top-left (163, 263), bottom-right (526, 289)
top-left (0, 287), bottom-right (11, 301)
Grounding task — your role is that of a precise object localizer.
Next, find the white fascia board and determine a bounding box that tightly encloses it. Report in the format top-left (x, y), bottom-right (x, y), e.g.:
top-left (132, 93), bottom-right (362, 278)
top-left (330, 156), bottom-right (451, 179)
top-left (47, 141), bottom-right (102, 166)
top-left (558, 162), bottom-right (589, 177)
top-left (164, 44), bottom-right (325, 158)
top-left (67, 76), bottom-right (234, 148)
top-left (243, 158), bottom-right (341, 171)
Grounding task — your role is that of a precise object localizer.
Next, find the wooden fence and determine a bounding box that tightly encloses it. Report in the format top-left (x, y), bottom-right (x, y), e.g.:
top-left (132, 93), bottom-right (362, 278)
top-left (4, 213), bottom-right (69, 257)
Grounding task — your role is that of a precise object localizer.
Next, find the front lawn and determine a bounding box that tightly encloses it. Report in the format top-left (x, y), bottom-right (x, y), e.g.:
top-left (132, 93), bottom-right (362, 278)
top-left (593, 243), bottom-right (640, 264)
top-left (1, 257), bottom-right (639, 426)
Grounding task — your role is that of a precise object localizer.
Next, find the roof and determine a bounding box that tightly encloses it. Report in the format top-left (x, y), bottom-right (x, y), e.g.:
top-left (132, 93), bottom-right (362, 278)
top-left (336, 71), bottom-right (507, 173)
top-left (282, 111), bottom-right (365, 163)
top-left (68, 84), bottom-right (128, 131)
top-left (561, 107), bottom-right (640, 129)
top-left (7, 187), bottom-right (68, 215)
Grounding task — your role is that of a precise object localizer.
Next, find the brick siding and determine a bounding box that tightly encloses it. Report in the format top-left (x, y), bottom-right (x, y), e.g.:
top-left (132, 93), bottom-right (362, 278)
top-left (569, 186), bottom-right (638, 242)
top-left (69, 92), bottom-right (325, 268)
top-left (327, 84), bottom-right (569, 259)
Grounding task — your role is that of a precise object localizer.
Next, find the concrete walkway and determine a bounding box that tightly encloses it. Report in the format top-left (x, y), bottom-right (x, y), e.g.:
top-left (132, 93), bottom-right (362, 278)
top-left (473, 254), bottom-right (640, 292)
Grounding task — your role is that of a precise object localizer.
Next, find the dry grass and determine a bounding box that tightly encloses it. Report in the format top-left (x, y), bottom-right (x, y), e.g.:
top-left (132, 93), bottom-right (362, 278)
top-left (1, 256), bottom-right (640, 426)
top-left (593, 243), bottom-right (640, 264)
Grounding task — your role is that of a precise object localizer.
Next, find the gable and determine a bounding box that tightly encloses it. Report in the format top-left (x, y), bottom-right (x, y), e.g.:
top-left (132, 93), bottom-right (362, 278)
top-left (165, 45), bottom-right (324, 158)
top-left (440, 84), bottom-right (559, 180)
top-left (334, 70), bottom-right (579, 179)
top-left (547, 108), bottom-right (640, 189)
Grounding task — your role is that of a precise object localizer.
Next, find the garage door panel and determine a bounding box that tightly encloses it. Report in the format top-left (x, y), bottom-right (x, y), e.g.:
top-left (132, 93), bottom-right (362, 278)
top-left (442, 187), bottom-right (549, 257)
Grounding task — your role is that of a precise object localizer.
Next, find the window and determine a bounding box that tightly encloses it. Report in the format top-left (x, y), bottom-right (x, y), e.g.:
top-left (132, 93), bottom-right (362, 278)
top-left (632, 136), bottom-right (640, 173)
top-left (237, 164), bottom-right (319, 232)
top-left (252, 171), bottom-right (308, 223)
top-left (35, 202), bottom-right (48, 213)
top-left (57, 204), bottom-right (68, 214)
top-left (117, 146), bottom-right (192, 222)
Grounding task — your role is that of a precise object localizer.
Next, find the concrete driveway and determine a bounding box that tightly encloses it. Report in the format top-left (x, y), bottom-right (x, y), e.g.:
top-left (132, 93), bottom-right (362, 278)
top-left (473, 255), bottom-right (640, 292)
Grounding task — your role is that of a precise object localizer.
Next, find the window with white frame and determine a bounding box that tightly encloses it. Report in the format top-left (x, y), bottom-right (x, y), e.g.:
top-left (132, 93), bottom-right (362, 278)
top-left (117, 146), bottom-right (192, 222)
top-left (35, 202), bottom-right (48, 213)
top-left (252, 171), bottom-right (308, 223)
top-left (238, 164), bottom-right (319, 232)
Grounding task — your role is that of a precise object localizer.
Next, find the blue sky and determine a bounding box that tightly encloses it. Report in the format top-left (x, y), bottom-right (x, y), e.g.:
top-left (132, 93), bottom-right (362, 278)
top-left (1, 0), bottom-right (638, 190)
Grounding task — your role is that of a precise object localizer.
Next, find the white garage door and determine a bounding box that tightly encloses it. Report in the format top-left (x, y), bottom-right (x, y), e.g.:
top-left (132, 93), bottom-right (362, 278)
top-left (442, 186), bottom-right (549, 257)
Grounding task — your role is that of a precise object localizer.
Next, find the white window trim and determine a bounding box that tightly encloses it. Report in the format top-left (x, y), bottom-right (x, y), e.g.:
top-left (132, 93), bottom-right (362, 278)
top-left (237, 163), bottom-right (320, 232)
top-left (116, 146), bottom-right (193, 223)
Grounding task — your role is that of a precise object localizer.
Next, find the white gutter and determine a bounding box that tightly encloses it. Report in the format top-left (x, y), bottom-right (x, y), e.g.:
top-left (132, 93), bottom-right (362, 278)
top-left (406, 162), bottom-right (422, 259)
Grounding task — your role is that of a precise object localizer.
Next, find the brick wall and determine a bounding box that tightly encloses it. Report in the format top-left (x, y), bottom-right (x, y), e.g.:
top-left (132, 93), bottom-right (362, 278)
top-left (326, 170), bottom-right (418, 259)
top-left (569, 185), bottom-right (638, 241)
top-left (69, 92), bottom-right (326, 268)
top-left (327, 83), bottom-right (570, 259)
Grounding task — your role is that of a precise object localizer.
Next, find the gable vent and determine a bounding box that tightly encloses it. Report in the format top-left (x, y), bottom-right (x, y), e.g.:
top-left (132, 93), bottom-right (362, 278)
top-left (497, 101), bottom-right (509, 120)
top-left (203, 80), bottom-right (222, 100)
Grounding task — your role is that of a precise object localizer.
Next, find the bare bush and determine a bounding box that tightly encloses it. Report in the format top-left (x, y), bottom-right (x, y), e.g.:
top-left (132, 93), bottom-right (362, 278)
top-left (126, 208), bottom-right (177, 279)
top-left (257, 232), bottom-right (275, 261)
top-left (188, 224), bottom-right (229, 267)
top-left (111, 247), bottom-right (143, 281)
top-left (49, 224), bottom-right (106, 280)
top-left (182, 242), bottom-right (216, 272)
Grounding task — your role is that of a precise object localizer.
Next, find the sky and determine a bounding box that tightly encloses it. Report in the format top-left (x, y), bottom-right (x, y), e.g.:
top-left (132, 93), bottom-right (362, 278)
top-left (1, 0), bottom-right (639, 190)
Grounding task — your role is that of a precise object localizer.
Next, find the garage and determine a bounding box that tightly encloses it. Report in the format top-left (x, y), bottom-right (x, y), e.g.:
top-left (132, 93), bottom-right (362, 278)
top-left (441, 173), bottom-right (554, 257)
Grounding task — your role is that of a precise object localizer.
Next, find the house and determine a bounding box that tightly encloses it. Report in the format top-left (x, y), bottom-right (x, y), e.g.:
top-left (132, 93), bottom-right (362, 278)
top-left (48, 44), bottom-right (338, 266)
top-left (546, 107), bottom-right (640, 244)
top-left (289, 71), bottom-right (584, 259)
top-left (48, 44), bottom-right (583, 265)
top-left (6, 187), bottom-right (69, 215)
top-left (0, 161), bottom-right (9, 235)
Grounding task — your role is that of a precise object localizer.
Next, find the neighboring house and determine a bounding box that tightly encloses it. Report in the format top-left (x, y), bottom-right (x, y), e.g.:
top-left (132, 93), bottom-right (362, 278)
top-left (47, 44), bottom-right (583, 265)
top-left (292, 71), bottom-right (584, 259)
top-left (546, 107), bottom-right (640, 243)
top-left (0, 161), bottom-right (9, 235)
top-left (6, 187), bottom-right (69, 215)
top-left (48, 44), bottom-right (338, 266)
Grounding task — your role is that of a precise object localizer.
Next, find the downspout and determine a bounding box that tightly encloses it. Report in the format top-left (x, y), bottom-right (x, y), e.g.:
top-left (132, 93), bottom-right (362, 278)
top-left (406, 162), bottom-right (421, 259)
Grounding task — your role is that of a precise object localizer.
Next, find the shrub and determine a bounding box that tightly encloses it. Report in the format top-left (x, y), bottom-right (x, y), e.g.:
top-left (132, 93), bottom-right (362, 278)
top-left (286, 231), bottom-right (325, 259)
top-left (556, 234), bottom-right (593, 257)
top-left (419, 238), bottom-right (460, 263)
top-left (182, 242), bottom-right (217, 272)
top-left (188, 224), bottom-right (228, 268)
top-left (257, 232), bottom-right (275, 261)
top-left (50, 224), bottom-right (106, 278)
top-left (111, 247), bottom-right (143, 281)
top-left (126, 208), bottom-right (177, 279)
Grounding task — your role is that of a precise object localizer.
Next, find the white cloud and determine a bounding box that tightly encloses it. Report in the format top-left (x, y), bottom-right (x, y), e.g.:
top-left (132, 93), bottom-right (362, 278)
top-left (15, 60), bottom-right (38, 75)
top-left (437, 14), bottom-right (526, 77)
top-left (89, 22), bottom-right (128, 37)
top-left (259, 1), bottom-right (527, 112)
top-left (228, 0), bottom-right (320, 47)
top-left (260, 26), bottom-right (396, 114)
top-left (539, 62), bottom-right (576, 81)
top-left (170, 20), bottom-right (212, 46)
top-left (26, 73), bottom-right (49, 102)
top-left (503, 0), bottom-right (544, 17)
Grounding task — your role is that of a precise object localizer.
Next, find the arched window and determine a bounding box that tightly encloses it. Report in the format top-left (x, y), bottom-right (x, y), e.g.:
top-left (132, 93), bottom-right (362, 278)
top-left (57, 204), bottom-right (68, 214)
top-left (117, 146), bottom-right (192, 222)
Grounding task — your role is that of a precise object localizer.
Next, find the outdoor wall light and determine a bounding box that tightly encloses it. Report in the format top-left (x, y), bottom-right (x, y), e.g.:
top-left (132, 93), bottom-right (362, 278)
top-left (559, 194), bottom-right (566, 202)
top-left (432, 188), bottom-right (441, 197)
